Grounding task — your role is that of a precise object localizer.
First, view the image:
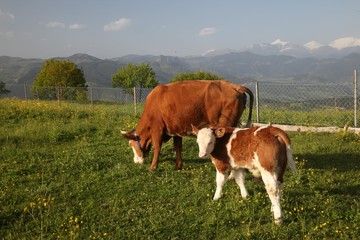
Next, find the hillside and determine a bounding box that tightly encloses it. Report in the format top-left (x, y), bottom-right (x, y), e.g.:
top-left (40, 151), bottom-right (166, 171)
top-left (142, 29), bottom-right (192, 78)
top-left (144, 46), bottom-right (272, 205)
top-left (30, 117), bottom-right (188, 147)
top-left (1, 52), bottom-right (359, 87)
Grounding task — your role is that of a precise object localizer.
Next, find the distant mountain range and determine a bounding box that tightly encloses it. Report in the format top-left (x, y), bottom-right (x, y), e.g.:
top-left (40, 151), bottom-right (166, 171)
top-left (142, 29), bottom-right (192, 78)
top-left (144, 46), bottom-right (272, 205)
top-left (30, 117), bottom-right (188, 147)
top-left (206, 37), bottom-right (360, 59)
top-left (1, 38), bottom-right (360, 87)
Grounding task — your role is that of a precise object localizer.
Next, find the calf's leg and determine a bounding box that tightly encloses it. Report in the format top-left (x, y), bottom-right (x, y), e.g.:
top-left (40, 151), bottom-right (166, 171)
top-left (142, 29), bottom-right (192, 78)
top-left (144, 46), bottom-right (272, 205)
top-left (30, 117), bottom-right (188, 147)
top-left (260, 170), bottom-right (283, 224)
top-left (213, 169), bottom-right (228, 200)
top-left (233, 169), bottom-right (249, 199)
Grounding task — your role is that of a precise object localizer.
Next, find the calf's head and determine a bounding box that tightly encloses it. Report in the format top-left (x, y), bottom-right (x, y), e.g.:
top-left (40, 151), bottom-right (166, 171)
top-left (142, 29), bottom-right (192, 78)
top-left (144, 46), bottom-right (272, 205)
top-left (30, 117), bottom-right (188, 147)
top-left (192, 125), bottom-right (226, 158)
top-left (121, 130), bottom-right (151, 164)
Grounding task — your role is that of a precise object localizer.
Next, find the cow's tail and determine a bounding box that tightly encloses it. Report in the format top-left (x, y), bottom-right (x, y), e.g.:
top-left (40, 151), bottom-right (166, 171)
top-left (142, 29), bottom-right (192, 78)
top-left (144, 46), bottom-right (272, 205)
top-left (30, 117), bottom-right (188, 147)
top-left (272, 127), bottom-right (298, 173)
top-left (235, 85), bottom-right (254, 128)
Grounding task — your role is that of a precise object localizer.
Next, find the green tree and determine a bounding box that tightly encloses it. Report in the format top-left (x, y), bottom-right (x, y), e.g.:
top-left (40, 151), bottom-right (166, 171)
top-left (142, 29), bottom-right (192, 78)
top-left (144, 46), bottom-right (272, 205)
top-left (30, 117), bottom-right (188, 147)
top-left (171, 70), bottom-right (223, 82)
top-left (31, 59), bottom-right (87, 100)
top-left (0, 81), bottom-right (10, 96)
top-left (112, 63), bottom-right (158, 90)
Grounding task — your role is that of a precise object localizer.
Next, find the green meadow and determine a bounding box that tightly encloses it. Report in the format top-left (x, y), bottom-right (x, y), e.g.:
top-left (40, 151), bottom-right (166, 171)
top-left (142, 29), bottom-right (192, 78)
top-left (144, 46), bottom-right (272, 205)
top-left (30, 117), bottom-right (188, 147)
top-left (0, 99), bottom-right (359, 239)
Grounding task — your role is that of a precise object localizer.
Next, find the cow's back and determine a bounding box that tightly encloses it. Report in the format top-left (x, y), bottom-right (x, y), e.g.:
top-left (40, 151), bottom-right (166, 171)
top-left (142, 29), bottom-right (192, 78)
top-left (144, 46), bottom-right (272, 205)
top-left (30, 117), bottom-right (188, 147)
top-left (148, 80), bottom-right (246, 136)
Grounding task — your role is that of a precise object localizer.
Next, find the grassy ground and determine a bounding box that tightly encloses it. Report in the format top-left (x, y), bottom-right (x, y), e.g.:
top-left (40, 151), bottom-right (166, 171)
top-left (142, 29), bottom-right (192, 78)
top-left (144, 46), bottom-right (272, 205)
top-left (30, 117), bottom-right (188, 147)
top-left (0, 99), bottom-right (359, 239)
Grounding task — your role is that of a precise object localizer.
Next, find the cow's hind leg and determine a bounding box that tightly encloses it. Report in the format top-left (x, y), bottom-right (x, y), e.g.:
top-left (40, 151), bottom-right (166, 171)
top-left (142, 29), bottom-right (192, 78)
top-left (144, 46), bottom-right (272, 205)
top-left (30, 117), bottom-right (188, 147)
top-left (173, 136), bottom-right (183, 170)
top-left (213, 169), bottom-right (228, 200)
top-left (233, 169), bottom-right (249, 199)
top-left (260, 170), bottom-right (283, 224)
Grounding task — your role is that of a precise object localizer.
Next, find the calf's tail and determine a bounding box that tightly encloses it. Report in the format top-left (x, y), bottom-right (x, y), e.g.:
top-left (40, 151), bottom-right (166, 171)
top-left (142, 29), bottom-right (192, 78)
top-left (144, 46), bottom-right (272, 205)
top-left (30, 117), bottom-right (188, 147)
top-left (273, 128), bottom-right (298, 173)
top-left (285, 146), bottom-right (297, 173)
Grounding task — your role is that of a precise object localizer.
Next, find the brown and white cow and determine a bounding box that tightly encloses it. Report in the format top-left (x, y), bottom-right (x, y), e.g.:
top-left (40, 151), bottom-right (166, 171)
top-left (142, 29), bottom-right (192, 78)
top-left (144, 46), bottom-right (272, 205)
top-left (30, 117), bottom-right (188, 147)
top-left (192, 125), bottom-right (297, 224)
top-left (121, 80), bottom-right (254, 171)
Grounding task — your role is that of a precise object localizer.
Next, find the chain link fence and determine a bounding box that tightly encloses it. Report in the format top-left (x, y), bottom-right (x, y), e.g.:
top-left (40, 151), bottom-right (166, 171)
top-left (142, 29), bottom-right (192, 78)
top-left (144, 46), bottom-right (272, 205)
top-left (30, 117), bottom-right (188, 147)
top-left (2, 82), bottom-right (358, 128)
top-left (245, 82), bottom-right (358, 127)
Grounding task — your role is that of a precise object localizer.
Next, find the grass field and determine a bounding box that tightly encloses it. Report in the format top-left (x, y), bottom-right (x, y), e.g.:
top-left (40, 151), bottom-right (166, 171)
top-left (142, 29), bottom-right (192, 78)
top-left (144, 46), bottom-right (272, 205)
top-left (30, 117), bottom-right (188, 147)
top-left (0, 99), bottom-right (359, 239)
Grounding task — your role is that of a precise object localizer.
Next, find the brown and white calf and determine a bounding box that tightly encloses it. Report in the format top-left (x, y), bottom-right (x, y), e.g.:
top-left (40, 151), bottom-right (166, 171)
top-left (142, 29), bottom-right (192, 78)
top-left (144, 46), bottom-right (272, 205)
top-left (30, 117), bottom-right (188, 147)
top-left (192, 125), bottom-right (297, 224)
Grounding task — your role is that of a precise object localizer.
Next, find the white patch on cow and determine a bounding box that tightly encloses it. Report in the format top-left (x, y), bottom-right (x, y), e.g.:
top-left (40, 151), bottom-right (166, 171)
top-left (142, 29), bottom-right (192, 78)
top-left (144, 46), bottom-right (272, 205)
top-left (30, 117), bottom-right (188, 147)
top-left (196, 128), bottom-right (216, 158)
top-left (254, 126), bottom-right (268, 136)
top-left (130, 141), bottom-right (144, 164)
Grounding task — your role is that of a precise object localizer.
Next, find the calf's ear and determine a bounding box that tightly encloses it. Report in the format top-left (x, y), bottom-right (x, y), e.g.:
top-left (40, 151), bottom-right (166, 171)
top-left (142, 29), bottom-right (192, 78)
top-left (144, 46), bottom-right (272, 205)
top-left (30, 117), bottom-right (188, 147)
top-left (214, 127), bottom-right (226, 138)
top-left (191, 124), bottom-right (199, 135)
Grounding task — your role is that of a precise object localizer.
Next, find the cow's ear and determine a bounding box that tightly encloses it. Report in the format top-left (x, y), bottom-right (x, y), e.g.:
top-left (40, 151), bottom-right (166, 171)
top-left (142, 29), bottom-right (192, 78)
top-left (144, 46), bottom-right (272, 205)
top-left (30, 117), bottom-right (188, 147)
top-left (214, 127), bottom-right (226, 138)
top-left (191, 124), bottom-right (199, 135)
top-left (121, 130), bottom-right (136, 140)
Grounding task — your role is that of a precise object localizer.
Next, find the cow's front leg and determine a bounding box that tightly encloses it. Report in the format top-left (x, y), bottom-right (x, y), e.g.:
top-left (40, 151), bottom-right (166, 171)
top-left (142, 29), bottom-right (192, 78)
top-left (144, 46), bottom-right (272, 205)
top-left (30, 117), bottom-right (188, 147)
top-left (213, 169), bottom-right (227, 200)
top-left (173, 136), bottom-right (183, 170)
top-left (149, 151), bottom-right (160, 172)
top-left (149, 138), bottom-right (162, 172)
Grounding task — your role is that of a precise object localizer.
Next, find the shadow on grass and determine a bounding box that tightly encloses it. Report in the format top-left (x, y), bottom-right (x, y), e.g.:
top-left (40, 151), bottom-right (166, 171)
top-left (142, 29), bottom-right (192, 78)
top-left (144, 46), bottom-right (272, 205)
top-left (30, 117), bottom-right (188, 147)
top-left (298, 153), bottom-right (360, 172)
top-left (158, 157), bottom-right (209, 168)
top-left (326, 184), bottom-right (360, 196)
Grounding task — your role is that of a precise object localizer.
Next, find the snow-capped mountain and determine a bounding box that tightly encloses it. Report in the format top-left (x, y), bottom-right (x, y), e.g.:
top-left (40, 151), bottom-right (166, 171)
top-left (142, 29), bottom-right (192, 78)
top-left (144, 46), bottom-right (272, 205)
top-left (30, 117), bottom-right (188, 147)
top-left (245, 39), bottom-right (308, 56)
top-left (304, 41), bottom-right (324, 50)
top-left (204, 37), bottom-right (360, 58)
top-left (201, 48), bottom-right (234, 57)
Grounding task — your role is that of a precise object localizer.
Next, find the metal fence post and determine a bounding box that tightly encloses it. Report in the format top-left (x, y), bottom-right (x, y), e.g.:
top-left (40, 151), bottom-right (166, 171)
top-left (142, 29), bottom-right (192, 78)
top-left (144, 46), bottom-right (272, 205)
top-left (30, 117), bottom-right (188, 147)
top-left (24, 83), bottom-right (28, 100)
top-left (133, 87), bottom-right (137, 115)
top-left (256, 82), bottom-right (260, 123)
top-left (354, 68), bottom-right (358, 128)
top-left (90, 87), bottom-right (93, 106)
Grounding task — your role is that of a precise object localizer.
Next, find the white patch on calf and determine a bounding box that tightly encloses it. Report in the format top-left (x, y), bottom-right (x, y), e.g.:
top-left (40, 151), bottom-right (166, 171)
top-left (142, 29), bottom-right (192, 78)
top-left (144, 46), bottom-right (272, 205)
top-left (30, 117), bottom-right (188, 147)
top-left (232, 169), bottom-right (249, 199)
top-left (196, 128), bottom-right (216, 158)
top-left (226, 128), bottom-right (245, 169)
top-left (253, 153), bottom-right (283, 224)
top-left (213, 169), bottom-right (227, 200)
top-left (254, 126), bottom-right (268, 136)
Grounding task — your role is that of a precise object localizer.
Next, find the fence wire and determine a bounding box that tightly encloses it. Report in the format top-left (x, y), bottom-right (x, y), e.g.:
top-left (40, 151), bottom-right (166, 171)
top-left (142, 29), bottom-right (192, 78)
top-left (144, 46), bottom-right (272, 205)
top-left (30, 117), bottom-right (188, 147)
top-left (2, 82), bottom-right (358, 128)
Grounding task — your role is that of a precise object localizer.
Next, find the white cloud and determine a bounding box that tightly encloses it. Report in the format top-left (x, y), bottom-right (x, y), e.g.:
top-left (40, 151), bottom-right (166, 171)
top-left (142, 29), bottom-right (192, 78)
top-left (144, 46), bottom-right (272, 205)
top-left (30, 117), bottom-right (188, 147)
top-left (329, 37), bottom-right (360, 49)
top-left (46, 21), bottom-right (66, 28)
top-left (0, 9), bottom-right (15, 20)
top-left (104, 18), bottom-right (131, 32)
top-left (69, 24), bottom-right (84, 30)
top-left (199, 27), bottom-right (217, 36)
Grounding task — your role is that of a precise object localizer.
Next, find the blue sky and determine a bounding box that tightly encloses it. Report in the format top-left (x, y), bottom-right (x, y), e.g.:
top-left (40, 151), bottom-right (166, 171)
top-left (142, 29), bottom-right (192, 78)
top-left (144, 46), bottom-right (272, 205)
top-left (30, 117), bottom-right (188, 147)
top-left (1, 0), bottom-right (359, 59)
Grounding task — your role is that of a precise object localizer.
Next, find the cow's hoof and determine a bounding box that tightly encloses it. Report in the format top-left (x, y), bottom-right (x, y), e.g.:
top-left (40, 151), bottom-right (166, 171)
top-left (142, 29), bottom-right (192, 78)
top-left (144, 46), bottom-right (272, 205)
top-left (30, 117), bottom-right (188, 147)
top-left (149, 166), bottom-right (157, 172)
top-left (175, 165), bottom-right (183, 170)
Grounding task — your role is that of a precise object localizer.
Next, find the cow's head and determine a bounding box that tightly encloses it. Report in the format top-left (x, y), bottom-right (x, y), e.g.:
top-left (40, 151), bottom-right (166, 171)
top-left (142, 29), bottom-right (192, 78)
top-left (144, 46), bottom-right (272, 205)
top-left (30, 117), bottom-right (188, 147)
top-left (192, 125), bottom-right (225, 158)
top-left (121, 130), bottom-right (151, 164)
